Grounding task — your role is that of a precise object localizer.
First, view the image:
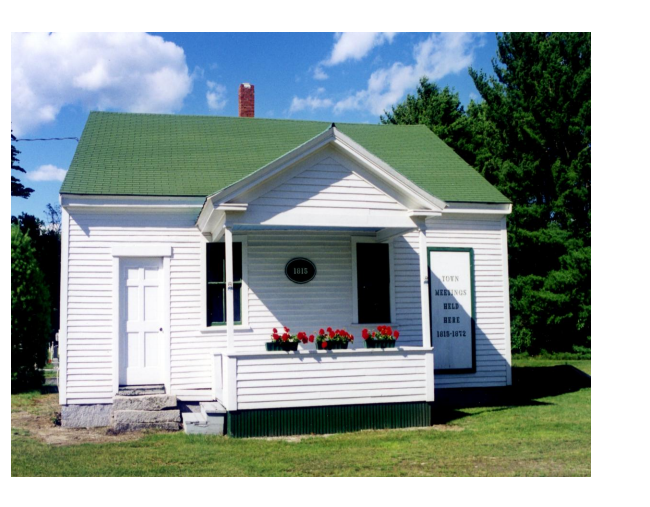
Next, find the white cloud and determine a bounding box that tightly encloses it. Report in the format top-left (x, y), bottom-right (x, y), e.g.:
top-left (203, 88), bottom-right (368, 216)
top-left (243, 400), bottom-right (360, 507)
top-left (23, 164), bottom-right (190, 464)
top-left (313, 32), bottom-right (397, 80)
top-left (313, 66), bottom-right (329, 80)
top-left (11, 32), bottom-right (193, 135)
top-left (206, 81), bottom-right (227, 110)
top-left (325, 32), bottom-right (397, 66)
top-left (334, 33), bottom-right (481, 115)
top-left (26, 164), bottom-right (67, 182)
top-left (289, 95), bottom-right (334, 114)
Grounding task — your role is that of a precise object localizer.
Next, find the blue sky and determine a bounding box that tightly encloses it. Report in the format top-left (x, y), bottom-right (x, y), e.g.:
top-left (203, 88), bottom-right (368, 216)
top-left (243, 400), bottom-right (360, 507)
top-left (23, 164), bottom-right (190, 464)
top-left (11, 32), bottom-right (498, 220)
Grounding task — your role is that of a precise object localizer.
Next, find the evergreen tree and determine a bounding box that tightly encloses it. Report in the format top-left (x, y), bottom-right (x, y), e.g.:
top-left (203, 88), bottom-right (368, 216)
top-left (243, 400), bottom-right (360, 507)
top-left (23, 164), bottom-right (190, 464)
top-left (381, 33), bottom-right (591, 353)
top-left (11, 133), bottom-right (34, 198)
top-left (12, 208), bottom-right (62, 341)
top-left (12, 225), bottom-right (51, 388)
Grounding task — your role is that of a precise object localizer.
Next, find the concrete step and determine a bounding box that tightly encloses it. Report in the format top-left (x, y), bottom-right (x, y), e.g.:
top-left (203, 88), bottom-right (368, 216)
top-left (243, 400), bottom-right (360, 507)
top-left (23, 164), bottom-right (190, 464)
top-left (113, 409), bottom-right (181, 424)
top-left (113, 394), bottom-right (177, 411)
top-left (201, 401), bottom-right (226, 419)
top-left (182, 404), bottom-right (225, 435)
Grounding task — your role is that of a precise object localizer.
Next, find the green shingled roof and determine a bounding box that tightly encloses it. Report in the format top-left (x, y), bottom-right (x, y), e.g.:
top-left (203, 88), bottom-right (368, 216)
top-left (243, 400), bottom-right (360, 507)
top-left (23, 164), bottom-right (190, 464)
top-left (61, 111), bottom-right (509, 203)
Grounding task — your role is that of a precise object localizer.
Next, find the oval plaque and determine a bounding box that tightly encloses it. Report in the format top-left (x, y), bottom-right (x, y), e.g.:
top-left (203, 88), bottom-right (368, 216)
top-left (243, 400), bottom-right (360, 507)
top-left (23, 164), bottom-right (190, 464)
top-left (285, 258), bottom-right (317, 284)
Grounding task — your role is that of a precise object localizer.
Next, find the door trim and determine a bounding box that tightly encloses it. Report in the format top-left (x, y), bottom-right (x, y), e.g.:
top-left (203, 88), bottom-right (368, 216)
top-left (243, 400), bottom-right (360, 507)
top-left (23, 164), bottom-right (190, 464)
top-left (112, 254), bottom-right (171, 395)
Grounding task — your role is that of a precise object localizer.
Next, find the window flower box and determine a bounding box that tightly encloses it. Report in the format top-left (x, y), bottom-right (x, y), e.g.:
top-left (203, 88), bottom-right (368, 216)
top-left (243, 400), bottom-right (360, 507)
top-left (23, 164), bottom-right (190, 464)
top-left (266, 341), bottom-right (299, 352)
top-left (316, 327), bottom-right (354, 350)
top-left (362, 326), bottom-right (399, 349)
top-left (266, 327), bottom-right (313, 352)
top-left (364, 339), bottom-right (396, 349)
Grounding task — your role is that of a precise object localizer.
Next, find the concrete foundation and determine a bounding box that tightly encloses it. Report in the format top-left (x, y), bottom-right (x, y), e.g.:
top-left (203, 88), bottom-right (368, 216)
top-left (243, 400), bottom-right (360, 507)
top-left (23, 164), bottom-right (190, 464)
top-left (61, 404), bottom-right (112, 428)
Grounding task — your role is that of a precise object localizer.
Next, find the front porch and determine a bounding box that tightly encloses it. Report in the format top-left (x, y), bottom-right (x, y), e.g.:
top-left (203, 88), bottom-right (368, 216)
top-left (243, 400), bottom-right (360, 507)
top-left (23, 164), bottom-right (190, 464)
top-left (179, 346), bottom-right (435, 436)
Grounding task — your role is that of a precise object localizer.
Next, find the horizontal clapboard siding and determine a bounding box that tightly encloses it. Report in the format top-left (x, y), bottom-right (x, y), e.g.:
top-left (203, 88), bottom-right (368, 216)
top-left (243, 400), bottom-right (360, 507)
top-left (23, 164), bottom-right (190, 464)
top-left (242, 231), bottom-right (355, 349)
top-left (248, 156), bottom-right (408, 213)
top-left (235, 353), bottom-right (430, 410)
top-left (64, 209), bottom-right (214, 403)
top-left (426, 216), bottom-right (510, 388)
top-left (62, 206), bottom-right (510, 403)
top-left (393, 231), bottom-right (423, 346)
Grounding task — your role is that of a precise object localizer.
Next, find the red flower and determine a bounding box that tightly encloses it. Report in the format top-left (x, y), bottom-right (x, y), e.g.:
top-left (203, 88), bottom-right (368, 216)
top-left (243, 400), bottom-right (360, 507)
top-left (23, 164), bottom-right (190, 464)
top-left (302, 337), bottom-right (308, 344)
top-left (309, 335), bottom-right (315, 343)
top-left (394, 330), bottom-right (400, 339)
top-left (329, 331), bottom-right (335, 338)
top-left (362, 329), bottom-right (369, 339)
top-left (372, 331), bottom-right (376, 337)
top-left (321, 341), bottom-right (328, 349)
top-left (272, 328), bottom-right (278, 333)
top-left (350, 334), bottom-right (354, 341)
top-left (319, 328), bottom-right (325, 335)
top-left (327, 327), bottom-right (333, 332)
top-left (282, 333), bottom-right (289, 342)
top-left (273, 333), bottom-right (280, 341)
top-left (284, 327), bottom-right (290, 333)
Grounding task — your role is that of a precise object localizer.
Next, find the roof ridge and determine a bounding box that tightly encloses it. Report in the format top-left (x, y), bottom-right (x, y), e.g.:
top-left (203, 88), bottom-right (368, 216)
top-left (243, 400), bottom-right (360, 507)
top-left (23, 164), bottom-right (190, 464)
top-left (88, 111), bottom-right (432, 128)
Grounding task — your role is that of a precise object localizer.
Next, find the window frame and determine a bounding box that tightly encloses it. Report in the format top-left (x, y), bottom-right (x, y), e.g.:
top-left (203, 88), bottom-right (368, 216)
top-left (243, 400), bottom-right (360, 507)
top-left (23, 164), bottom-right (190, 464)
top-left (351, 236), bottom-right (396, 325)
top-left (201, 235), bottom-right (248, 331)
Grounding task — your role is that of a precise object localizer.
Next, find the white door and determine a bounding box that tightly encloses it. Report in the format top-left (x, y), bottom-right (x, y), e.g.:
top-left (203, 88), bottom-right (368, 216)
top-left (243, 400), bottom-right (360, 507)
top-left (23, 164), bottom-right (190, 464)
top-left (120, 258), bottom-right (164, 385)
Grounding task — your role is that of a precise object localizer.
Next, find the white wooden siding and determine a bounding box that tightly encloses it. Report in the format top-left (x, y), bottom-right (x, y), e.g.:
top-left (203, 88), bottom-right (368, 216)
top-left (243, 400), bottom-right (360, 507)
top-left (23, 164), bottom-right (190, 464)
top-left (426, 216), bottom-right (511, 388)
top-left (64, 209), bottom-right (210, 404)
top-left (62, 207), bottom-right (511, 404)
top-left (227, 349), bottom-right (434, 410)
top-left (393, 231), bottom-right (424, 347)
top-left (249, 155), bottom-right (406, 212)
top-left (239, 152), bottom-right (418, 228)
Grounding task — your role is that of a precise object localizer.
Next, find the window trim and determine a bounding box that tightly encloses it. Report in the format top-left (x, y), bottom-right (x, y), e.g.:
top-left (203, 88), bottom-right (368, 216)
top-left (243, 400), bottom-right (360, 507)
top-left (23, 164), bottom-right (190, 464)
top-left (201, 235), bottom-right (248, 332)
top-left (351, 236), bottom-right (396, 325)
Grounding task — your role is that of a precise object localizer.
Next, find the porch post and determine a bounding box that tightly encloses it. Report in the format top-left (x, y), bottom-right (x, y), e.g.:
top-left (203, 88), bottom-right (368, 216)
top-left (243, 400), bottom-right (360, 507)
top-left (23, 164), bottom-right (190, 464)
top-left (225, 226), bottom-right (235, 349)
top-left (417, 219), bottom-right (431, 347)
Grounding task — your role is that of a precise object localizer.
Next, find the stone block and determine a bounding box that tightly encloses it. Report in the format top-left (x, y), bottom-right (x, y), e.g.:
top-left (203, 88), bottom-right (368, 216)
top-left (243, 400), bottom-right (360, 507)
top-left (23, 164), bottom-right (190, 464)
top-left (113, 409), bottom-right (181, 424)
top-left (112, 395), bottom-right (177, 411)
top-left (61, 404), bottom-right (112, 428)
top-left (113, 421), bottom-right (181, 432)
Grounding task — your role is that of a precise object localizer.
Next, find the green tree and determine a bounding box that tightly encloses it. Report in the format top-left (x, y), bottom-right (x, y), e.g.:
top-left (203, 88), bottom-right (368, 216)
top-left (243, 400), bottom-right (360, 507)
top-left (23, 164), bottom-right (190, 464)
top-left (381, 80), bottom-right (479, 166)
top-left (11, 133), bottom-right (34, 198)
top-left (12, 225), bottom-right (51, 387)
top-left (382, 33), bottom-right (591, 354)
top-left (12, 206), bottom-right (62, 340)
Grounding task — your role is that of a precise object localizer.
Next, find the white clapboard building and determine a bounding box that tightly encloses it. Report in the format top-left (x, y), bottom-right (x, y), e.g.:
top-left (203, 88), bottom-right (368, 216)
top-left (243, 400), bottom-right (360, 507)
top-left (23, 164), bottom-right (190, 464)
top-left (58, 85), bottom-right (512, 436)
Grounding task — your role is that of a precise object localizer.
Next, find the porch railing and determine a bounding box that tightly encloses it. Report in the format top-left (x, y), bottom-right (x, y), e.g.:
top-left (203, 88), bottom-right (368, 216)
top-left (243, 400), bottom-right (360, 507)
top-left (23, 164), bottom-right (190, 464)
top-left (212, 347), bottom-right (434, 411)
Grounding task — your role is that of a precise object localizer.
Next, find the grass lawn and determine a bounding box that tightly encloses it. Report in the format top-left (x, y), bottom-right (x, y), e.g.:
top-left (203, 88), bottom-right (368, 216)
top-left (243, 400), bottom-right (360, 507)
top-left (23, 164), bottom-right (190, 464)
top-left (11, 358), bottom-right (590, 477)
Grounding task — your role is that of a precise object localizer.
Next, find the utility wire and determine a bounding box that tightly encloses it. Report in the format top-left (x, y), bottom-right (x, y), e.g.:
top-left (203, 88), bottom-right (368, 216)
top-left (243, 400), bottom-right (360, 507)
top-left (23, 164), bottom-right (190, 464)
top-left (14, 137), bottom-right (79, 142)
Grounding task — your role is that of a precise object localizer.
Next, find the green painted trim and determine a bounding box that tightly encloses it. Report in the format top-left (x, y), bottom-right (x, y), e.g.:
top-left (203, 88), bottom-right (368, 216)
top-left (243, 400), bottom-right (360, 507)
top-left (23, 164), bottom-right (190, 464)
top-left (427, 247), bottom-right (476, 374)
top-left (226, 402), bottom-right (432, 438)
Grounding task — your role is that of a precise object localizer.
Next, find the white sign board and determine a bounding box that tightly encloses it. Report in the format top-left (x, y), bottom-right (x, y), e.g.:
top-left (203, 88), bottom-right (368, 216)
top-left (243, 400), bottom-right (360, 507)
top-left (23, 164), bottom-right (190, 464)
top-left (428, 249), bottom-right (475, 372)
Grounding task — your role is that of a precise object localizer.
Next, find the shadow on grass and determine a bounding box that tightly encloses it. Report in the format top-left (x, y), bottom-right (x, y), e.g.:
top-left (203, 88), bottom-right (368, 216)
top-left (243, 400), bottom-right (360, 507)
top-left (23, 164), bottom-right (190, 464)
top-left (431, 365), bottom-right (591, 424)
top-left (11, 380), bottom-right (58, 396)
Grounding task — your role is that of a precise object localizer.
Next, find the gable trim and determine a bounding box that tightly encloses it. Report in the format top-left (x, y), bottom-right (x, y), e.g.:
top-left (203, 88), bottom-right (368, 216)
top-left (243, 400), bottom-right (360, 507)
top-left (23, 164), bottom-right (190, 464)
top-left (197, 126), bottom-right (448, 228)
top-left (331, 128), bottom-right (447, 210)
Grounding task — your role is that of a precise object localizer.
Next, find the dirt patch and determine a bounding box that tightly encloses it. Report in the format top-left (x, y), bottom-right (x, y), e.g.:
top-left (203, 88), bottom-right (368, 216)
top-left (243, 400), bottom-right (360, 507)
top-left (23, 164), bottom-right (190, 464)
top-left (11, 394), bottom-right (151, 446)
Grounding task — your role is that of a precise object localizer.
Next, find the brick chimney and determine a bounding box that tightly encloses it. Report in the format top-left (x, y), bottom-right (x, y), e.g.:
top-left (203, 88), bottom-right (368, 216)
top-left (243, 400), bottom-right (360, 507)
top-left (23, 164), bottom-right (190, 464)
top-left (238, 83), bottom-right (255, 118)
